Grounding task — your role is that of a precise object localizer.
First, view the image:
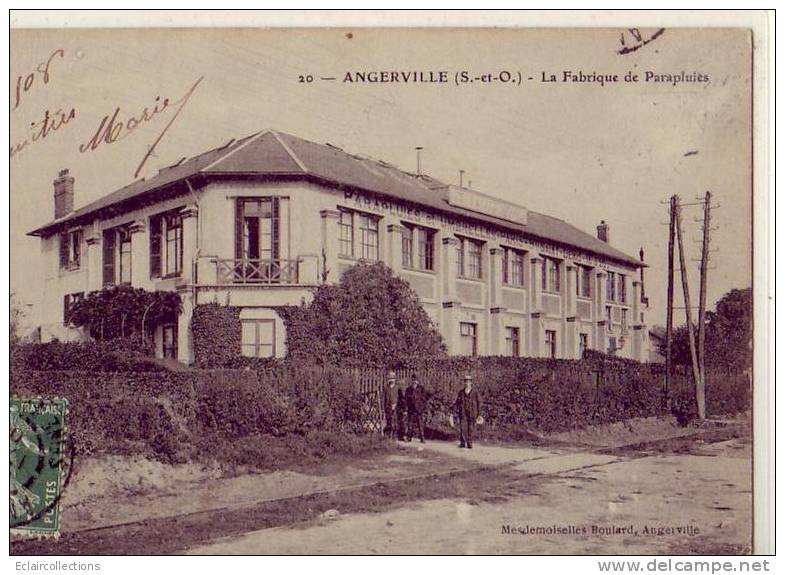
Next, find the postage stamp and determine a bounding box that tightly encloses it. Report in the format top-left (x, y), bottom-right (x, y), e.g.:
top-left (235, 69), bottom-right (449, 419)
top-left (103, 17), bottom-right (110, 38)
top-left (10, 397), bottom-right (69, 536)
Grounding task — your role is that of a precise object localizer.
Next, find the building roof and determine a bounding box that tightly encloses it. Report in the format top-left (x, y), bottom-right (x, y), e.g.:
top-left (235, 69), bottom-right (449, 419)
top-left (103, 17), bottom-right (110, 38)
top-left (29, 129), bottom-right (642, 267)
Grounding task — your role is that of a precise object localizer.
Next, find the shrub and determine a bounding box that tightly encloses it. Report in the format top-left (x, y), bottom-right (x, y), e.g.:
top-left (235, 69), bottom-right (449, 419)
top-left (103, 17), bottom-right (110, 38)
top-left (11, 339), bottom-right (164, 372)
top-left (10, 366), bottom-right (369, 467)
top-left (195, 366), bottom-right (365, 439)
top-left (385, 356), bottom-right (749, 436)
top-left (9, 357), bottom-right (749, 467)
top-left (68, 285), bottom-right (181, 341)
top-left (278, 262), bottom-right (446, 368)
top-left (191, 303), bottom-right (242, 368)
top-left (10, 370), bottom-right (199, 461)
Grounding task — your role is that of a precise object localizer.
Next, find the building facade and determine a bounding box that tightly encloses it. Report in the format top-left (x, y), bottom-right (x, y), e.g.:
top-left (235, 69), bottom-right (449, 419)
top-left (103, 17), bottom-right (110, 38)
top-left (30, 129), bottom-right (650, 363)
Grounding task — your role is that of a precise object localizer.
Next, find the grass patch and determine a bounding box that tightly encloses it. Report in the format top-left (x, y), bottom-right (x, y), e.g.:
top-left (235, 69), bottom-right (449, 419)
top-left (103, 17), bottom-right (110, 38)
top-left (194, 431), bottom-right (394, 475)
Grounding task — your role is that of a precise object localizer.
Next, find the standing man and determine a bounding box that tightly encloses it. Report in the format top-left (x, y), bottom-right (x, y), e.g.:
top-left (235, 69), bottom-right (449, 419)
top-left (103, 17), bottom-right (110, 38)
top-left (381, 370), bottom-right (398, 439)
top-left (453, 373), bottom-right (481, 449)
top-left (405, 374), bottom-right (426, 443)
top-left (396, 378), bottom-right (408, 441)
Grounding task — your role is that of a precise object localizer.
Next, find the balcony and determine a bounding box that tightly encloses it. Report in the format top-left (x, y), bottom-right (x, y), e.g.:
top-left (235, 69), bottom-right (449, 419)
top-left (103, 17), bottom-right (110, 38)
top-left (215, 258), bottom-right (302, 285)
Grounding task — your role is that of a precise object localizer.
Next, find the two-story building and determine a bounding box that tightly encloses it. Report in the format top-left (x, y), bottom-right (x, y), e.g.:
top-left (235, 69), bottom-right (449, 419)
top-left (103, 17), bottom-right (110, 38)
top-left (29, 129), bottom-right (650, 363)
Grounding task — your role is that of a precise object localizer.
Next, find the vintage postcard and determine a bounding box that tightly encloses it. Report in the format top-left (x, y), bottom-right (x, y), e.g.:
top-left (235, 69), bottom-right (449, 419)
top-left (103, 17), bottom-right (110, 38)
top-left (8, 11), bottom-right (772, 560)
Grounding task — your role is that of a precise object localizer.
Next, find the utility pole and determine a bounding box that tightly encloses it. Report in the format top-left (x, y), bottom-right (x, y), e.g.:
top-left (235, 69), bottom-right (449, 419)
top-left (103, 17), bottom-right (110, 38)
top-left (696, 190), bottom-right (711, 419)
top-left (664, 195), bottom-right (676, 409)
top-left (674, 196), bottom-right (704, 420)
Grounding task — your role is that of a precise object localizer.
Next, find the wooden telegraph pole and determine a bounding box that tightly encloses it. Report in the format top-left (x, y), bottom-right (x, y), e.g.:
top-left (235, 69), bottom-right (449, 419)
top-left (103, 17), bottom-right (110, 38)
top-left (696, 191), bottom-right (712, 419)
top-left (674, 196), bottom-right (705, 420)
top-left (664, 195), bottom-right (677, 409)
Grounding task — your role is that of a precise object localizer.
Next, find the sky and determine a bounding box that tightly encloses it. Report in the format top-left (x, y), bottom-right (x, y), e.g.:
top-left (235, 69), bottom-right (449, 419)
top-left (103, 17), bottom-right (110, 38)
top-left (10, 27), bottom-right (752, 331)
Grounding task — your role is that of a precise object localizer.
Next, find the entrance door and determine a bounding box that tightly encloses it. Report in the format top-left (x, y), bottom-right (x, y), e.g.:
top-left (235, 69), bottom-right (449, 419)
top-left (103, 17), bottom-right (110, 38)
top-left (162, 324), bottom-right (177, 360)
top-left (240, 198), bottom-right (279, 281)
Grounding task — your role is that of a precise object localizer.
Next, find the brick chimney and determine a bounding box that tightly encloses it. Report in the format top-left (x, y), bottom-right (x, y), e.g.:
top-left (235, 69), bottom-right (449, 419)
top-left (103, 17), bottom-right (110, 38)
top-left (596, 220), bottom-right (609, 243)
top-left (53, 169), bottom-right (74, 219)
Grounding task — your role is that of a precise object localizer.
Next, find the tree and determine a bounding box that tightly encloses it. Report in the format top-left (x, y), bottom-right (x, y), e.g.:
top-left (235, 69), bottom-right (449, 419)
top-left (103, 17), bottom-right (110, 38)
top-left (658, 287), bottom-right (752, 370)
top-left (280, 262), bottom-right (447, 368)
top-left (703, 288), bottom-right (753, 369)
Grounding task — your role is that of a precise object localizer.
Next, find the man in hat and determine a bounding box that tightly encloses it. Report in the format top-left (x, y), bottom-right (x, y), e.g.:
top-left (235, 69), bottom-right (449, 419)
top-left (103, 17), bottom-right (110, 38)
top-left (453, 373), bottom-right (481, 449)
top-left (405, 374), bottom-right (426, 443)
top-left (381, 370), bottom-right (398, 439)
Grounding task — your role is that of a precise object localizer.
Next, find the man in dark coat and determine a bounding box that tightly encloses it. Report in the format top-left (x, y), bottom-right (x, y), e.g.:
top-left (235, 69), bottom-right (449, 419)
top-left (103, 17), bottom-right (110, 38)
top-left (396, 381), bottom-right (408, 441)
top-left (405, 374), bottom-right (426, 443)
top-left (454, 373), bottom-right (481, 449)
top-left (381, 371), bottom-right (398, 439)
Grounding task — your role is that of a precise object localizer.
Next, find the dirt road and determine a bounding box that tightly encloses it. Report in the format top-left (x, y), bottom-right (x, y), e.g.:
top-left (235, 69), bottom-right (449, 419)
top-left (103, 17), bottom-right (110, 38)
top-left (11, 421), bottom-right (750, 555)
top-left (188, 437), bottom-right (751, 555)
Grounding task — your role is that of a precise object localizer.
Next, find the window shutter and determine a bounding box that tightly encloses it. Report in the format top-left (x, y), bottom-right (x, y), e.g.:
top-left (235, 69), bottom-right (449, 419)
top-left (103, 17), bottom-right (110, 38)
top-left (234, 199), bottom-right (244, 259)
top-left (63, 294), bottom-right (70, 325)
top-left (102, 230), bottom-right (115, 286)
top-left (272, 197), bottom-right (280, 260)
top-left (74, 231), bottom-right (82, 267)
top-left (59, 233), bottom-right (69, 268)
top-left (149, 215), bottom-right (162, 278)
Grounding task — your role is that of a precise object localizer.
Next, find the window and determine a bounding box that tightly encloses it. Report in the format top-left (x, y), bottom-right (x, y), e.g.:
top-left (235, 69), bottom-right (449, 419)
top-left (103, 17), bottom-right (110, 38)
top-left (150, 216), bottom-right (162, 278)
top-left (241, 319), bottom-right (276, 358)
top-left (102, 229), bottom-right (116, 286)
top-left (59, 229), bottom-right (82, 270)
top-left (579, 333), bottom-right (589, 359)
top-left (102, 226), bottom-right (132, 286)
top-left (456, 239), bottom-right (465, 276)
top-left (417, 228), bottom-right (435, 271)
top-left (337, 209), bottom-right (379, 261)
top-left (606, 271), bottom-right (616, 302)
top-left (545, 330), bottom-right (557, 358)
top-left (402, 225), bottom-right (413, 268)
top-left (338, 209), bottom-right (354, 257)
top-left (359, 213), bottom-right (380, 260)
top-left (62, 292), bottom-right (84, 325)
top-left (502, 247), bottom-right (525, 286)
top-left (606, 305), bottom-right (613, 331)
top-left (577, 265), bottom-right (592, 298)
top-left (621, 308), bottom-right (628, 331)
top-left (162, 324), bottom-right (177, 360)
top-left (164, 213), bottom-right (183, 276)
top-left (460, 322), bottom-right (478, 356)
top-left (618, 274), bottom-right (627, 304)
top-left (505, 327), bottom-right (520, 357)
top-left (541, 257), bottom-right (561, 293)
top-left (150, 210), bottom-right (184, 278)
top-left (238, 198), bottom-right (280, 261)
top-left (118, 228), bottom-right (132, 285)
top-left (457, 237), bottom-right (483, 279)
top-left (608, 336), bottom-right (618, 355)
top-left (467, 240), bottom-right (482, 279)
top-left (457, 238), bottom-right (482, 279)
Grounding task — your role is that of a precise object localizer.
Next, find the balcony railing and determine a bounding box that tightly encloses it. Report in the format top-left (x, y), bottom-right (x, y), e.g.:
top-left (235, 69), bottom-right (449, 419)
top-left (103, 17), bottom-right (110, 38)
top-left (215, 258), bottom-right (300, 285)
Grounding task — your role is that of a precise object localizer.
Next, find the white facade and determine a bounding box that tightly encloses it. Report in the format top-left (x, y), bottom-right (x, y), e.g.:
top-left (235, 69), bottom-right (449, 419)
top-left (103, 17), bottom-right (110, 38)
top-left (35, 177), bottom-right (649, 364)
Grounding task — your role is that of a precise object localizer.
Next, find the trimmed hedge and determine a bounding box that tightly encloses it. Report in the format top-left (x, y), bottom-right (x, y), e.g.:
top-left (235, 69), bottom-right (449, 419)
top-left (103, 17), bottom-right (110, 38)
top-left (10, 367), bottom-right (367, 465)
top-left (10, 357), bottom-right (750, 465)
top-left (10, 339), bottom-right (165, 373)
top-left (191, 303), bottom-right (242, 368)
top-left (377, 356), bottom-right (749, 435)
